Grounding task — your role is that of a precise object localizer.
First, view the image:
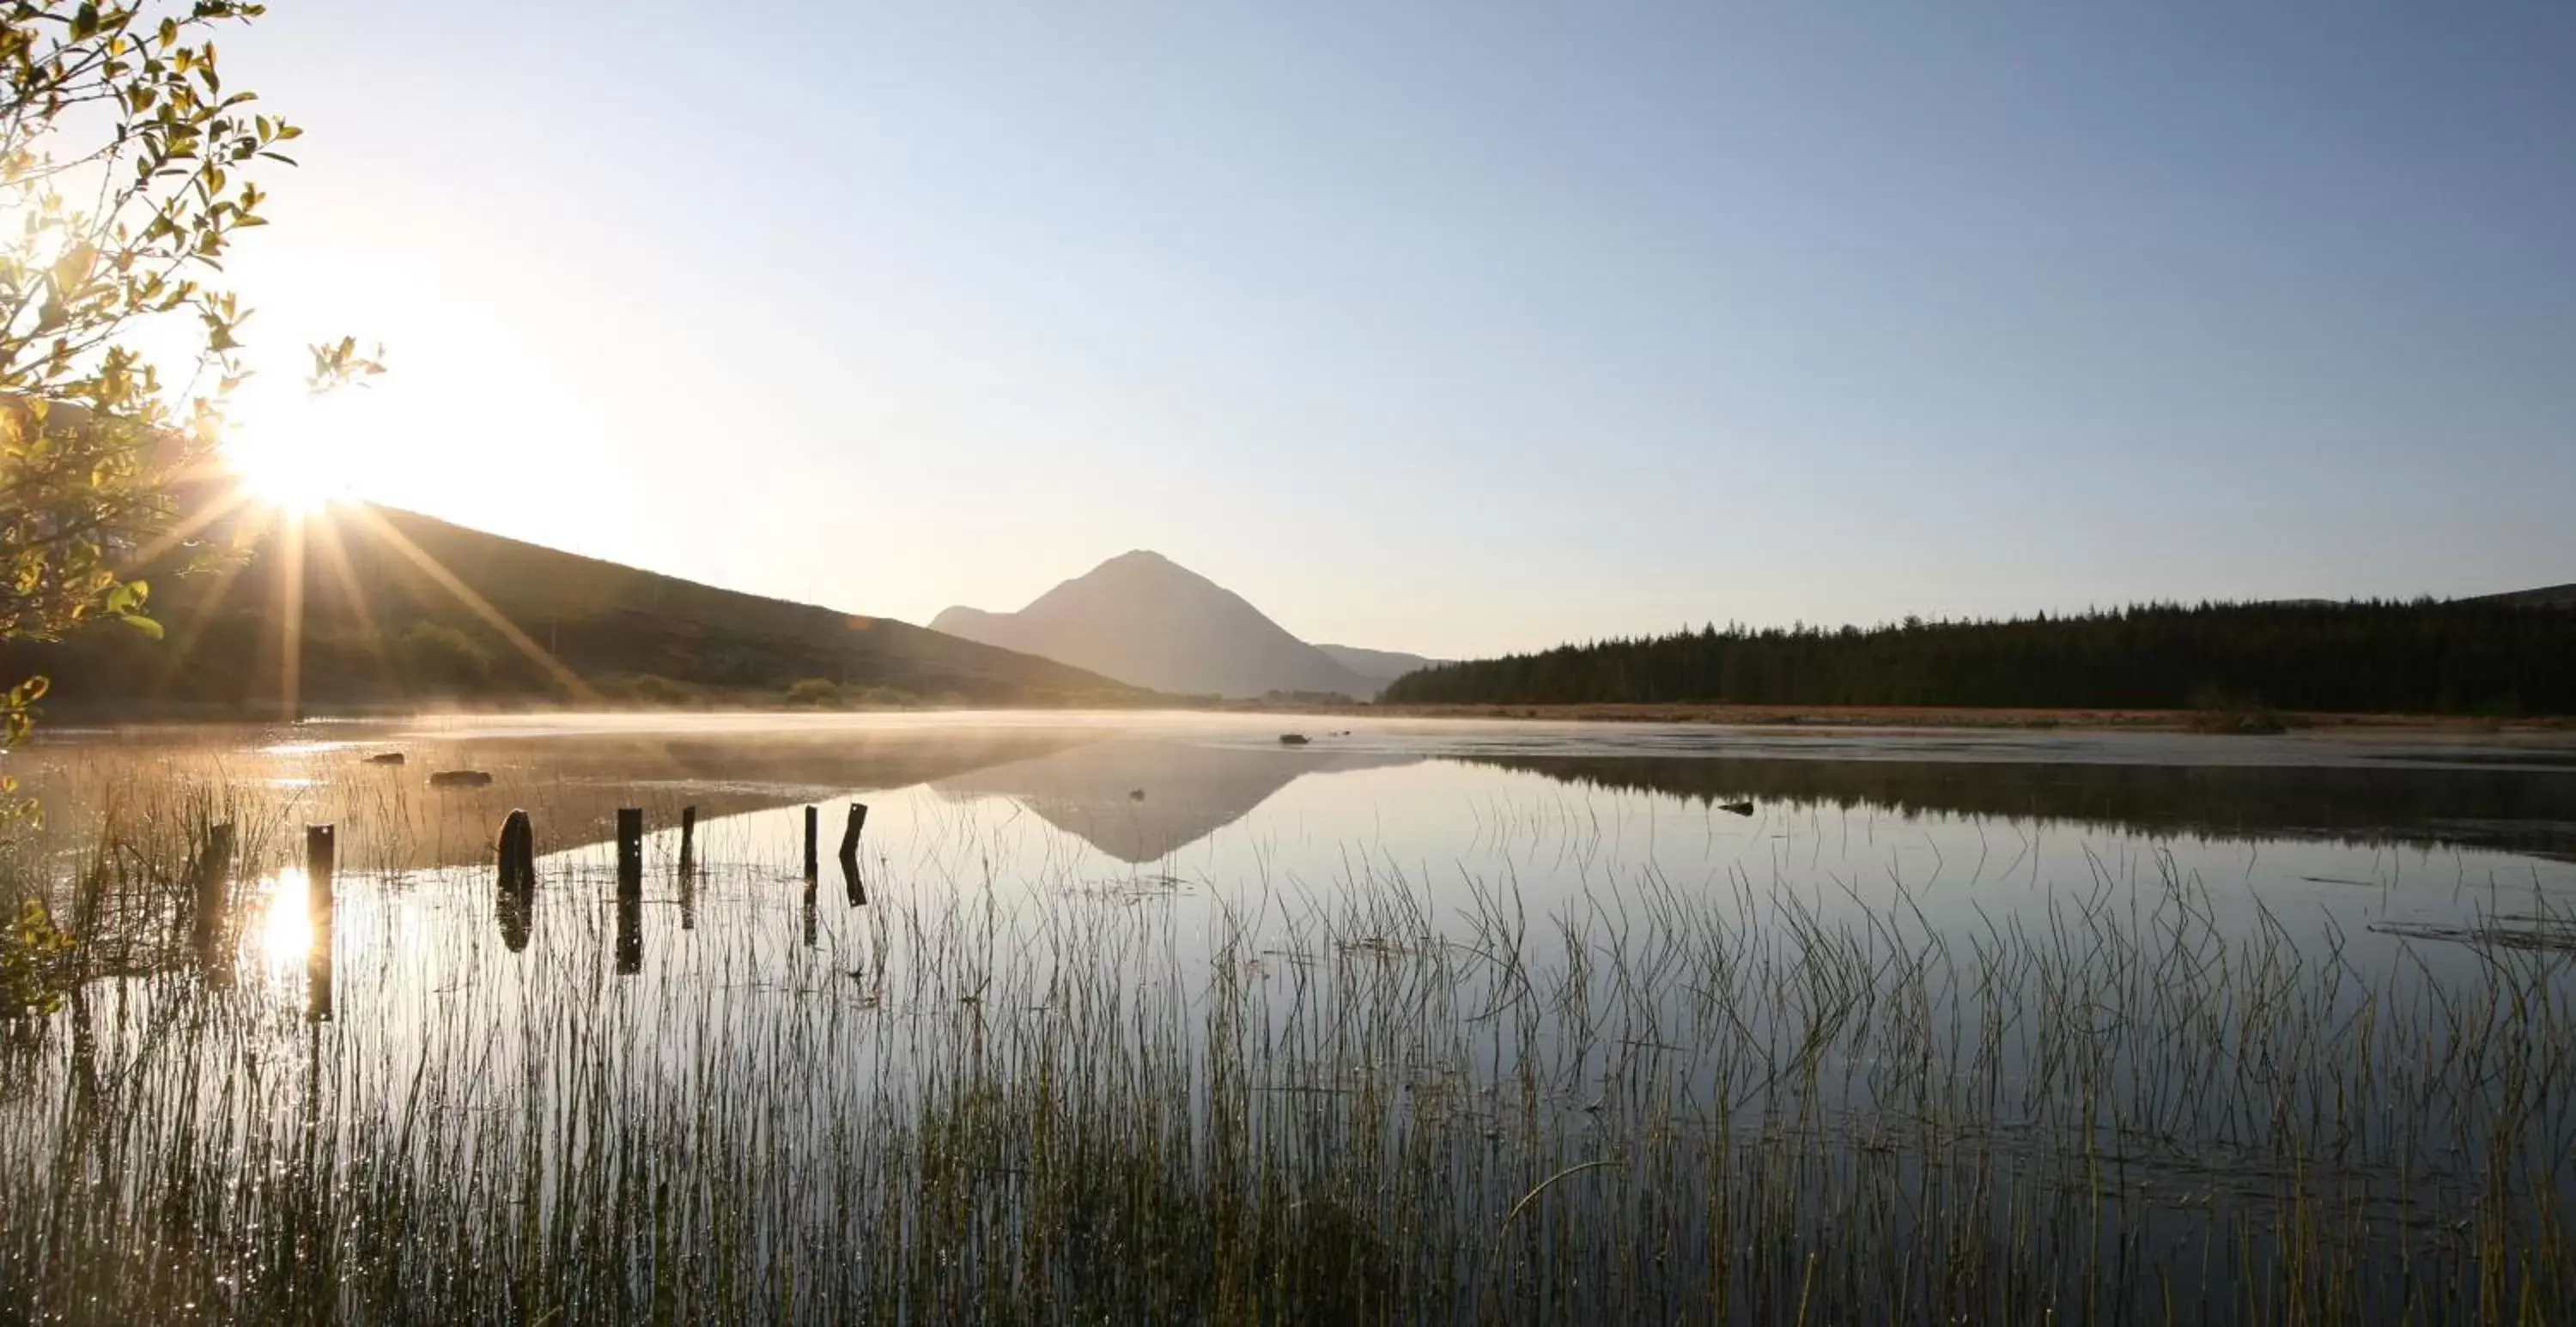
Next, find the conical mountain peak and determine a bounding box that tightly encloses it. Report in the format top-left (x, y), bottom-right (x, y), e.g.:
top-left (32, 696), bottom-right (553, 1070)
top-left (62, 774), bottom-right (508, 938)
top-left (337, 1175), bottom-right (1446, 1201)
top-left (931, 553), bottom-right (1430, 699)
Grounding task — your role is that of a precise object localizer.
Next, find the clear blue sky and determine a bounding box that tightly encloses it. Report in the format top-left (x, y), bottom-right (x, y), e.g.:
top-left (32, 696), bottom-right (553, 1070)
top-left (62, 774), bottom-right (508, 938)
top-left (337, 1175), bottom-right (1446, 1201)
top-left (218, 2), bottom-right (2576, 659)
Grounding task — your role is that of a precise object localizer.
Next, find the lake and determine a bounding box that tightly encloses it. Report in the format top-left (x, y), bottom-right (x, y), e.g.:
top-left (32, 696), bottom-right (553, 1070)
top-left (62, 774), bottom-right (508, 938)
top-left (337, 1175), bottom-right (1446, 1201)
top-left (4, 712), bottom-right (2573, 1323)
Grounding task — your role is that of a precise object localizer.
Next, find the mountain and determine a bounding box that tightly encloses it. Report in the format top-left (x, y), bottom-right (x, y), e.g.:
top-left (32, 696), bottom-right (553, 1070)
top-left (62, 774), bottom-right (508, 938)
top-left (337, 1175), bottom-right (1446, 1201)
top-left (5, 502), bottom-right (1145, 713)
top-left (932, 550), bottom-right (1396, 700)
top-left (1314, 644), bottom-right (1445, 692)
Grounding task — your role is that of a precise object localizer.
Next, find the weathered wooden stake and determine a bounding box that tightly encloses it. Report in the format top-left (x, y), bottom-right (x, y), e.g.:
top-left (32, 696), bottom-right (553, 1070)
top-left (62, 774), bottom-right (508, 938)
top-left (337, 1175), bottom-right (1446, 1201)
top-left (677, 805), bottom-right (698, 871)
top-left (802, 804), bottom-right (819, 878)
top-left (496, 809), bottom-right (536, 954)
top-left (841, 851), bottom-right (867, 908)
top-left (839, 802), bottom-right (869, 862)
top-left (617, 807), bottom-right (645, 896)
top-left (498, 809), bottom-right (536, 892)
top-left (305, 824), bottom-right (335, 1022)
top-left (802, 879), bottom-right (818, 949)
top-left (192, 821), bottom-right (236, 965)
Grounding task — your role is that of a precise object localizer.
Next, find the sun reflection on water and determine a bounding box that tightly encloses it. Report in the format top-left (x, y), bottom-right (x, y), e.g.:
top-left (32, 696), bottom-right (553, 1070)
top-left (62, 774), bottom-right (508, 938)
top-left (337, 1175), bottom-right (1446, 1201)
top-left (255, 868), bottom-right (316, 971)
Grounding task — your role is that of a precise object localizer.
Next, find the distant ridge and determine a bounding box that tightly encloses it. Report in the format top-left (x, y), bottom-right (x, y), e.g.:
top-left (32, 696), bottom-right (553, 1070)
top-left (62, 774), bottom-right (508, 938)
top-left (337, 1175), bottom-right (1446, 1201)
top-left (5, 503), bottom-right (1142, 712)
top-left (933, 552), bottom-right (1427, 700)
top-left (2478, 583), bottom-right (2576, 609)
top-left (1315, 644), bottom-right (1447, 693)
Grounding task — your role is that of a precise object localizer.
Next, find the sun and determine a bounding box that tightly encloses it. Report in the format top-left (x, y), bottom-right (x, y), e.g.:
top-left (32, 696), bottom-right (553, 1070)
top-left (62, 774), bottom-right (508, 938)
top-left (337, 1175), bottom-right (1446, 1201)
top-left (222, 389), bottom-right (372, 512)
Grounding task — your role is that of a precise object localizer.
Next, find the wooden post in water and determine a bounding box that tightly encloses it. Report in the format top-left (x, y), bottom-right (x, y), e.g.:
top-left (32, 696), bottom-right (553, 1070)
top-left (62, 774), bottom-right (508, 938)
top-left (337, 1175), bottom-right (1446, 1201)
top-left (839, 802), bottom-right (869, 861)
top-left (677, 805), bottom-right (698, 871)
top-left (617, 808), bottom-right (645, 896)
top-left (802, 804), bottom-right (819, 879)
top-left (841, 851), bottom-right (867, 908)
top-left (305, 824), bottom-right (335, 1022)
top-left (839, 802), bottom-right (868, 907)
top-left (192, 821), bottom-right (236, 966)
top-left (496, 809), bottom-right (536, 954)
top-left (498, 809), bottom-right (537, 891)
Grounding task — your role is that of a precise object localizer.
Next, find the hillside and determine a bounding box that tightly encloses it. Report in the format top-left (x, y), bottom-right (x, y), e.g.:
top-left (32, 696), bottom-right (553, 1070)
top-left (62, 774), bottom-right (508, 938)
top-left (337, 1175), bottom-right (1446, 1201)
top-left (3, 503), bottom-right (1144, 713)
top-left (2481, 584), bottom-right (2576, 609)
top-left (1381, 598), bottom-right (2576, 715)
top-left (932, 551), bottom-right (1385, 699)
top-left (1315, 644), bottom-right (1445, 693)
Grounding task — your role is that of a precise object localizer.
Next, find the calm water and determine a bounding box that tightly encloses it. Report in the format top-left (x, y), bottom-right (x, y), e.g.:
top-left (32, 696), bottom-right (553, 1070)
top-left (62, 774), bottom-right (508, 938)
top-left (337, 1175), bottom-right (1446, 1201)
top-left (7, 712), bottom-right (2576, 1321)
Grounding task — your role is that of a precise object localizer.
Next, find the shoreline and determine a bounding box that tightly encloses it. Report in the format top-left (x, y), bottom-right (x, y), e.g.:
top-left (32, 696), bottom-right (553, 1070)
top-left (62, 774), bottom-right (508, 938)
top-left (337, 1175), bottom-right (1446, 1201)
top-left (18, 696), bottom-right (2573, 737)
top-left (1264, 701), bottom-right (2576, 734)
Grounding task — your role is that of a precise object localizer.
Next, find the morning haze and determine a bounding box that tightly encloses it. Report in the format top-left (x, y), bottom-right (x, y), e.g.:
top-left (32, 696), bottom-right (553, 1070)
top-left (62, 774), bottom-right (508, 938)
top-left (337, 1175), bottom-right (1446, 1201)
top-left (4, 3), bottom-right (2575, 1324)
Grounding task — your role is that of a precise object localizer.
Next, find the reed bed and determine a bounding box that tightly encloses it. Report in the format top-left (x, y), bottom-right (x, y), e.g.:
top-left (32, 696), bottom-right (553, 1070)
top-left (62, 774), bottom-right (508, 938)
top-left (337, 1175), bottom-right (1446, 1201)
top-left (0, 758), bottom-right (2571, 1324)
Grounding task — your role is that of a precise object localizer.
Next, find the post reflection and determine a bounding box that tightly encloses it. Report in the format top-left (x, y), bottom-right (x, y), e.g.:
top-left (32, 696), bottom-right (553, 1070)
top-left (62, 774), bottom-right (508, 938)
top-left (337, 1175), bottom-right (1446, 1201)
top-left (496, 880), bottom-right (532, 953)
top-left (615, 891), bottom-right (642, 975)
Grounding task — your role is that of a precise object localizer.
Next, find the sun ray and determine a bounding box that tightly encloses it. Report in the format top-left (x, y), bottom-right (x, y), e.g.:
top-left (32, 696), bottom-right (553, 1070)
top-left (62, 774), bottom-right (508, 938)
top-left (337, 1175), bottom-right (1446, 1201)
top-left (121, 480), bottom-right (258, 573)
top-left (144, 530), bottom-right (263, 696)
top-left (275, 508), bottom-right (306, 723)
top-left (303, 508), bottom-right (403, 697)
top-left (341, 504), bottom-right (598, 704)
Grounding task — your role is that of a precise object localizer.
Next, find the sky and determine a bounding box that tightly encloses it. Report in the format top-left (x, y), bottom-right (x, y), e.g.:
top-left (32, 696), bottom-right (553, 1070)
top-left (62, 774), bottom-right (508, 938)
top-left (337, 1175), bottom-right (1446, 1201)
top-left (208, 2), bottom-right (2576, 660)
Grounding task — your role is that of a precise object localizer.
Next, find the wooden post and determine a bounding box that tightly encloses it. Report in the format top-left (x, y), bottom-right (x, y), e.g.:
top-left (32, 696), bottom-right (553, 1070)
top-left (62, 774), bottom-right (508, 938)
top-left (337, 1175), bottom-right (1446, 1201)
top-left (498, 809), bottom-right (536, 892)
top-left (192, 821), bottom-right (235, 966)
top-left (839, 802), bottom-right (869, 862)
top-left (496, 809), bottom-right (535, 954)
top-left (802, 878), bottom-right (818, 949)
top-left (841, 851), bottom-right (867, 908)
top-left (617, 808), bottom-right (644, 896)
top-left (677, 805), bottom-right (697, 871)
top-left (802, 804), bottom-right (818, 878)
top-left (305, 824), bottom-right (335, 1022)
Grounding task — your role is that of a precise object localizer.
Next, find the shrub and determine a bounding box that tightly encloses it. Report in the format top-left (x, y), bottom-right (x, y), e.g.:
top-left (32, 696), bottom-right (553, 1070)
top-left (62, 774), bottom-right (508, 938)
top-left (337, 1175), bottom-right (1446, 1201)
top-left (783, 677), bottom-right (844, 708)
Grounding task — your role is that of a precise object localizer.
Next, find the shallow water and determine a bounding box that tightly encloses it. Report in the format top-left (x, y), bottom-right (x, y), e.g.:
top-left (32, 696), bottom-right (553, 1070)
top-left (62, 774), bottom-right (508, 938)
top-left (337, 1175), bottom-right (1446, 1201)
top-left (7, 712), bottom-right (2575, 1321)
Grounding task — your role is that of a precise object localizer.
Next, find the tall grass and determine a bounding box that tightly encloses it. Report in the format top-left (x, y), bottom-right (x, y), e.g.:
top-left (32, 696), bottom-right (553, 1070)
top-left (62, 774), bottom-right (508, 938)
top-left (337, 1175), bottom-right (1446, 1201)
top-left (0, 757), bottom-right (2571, 1324)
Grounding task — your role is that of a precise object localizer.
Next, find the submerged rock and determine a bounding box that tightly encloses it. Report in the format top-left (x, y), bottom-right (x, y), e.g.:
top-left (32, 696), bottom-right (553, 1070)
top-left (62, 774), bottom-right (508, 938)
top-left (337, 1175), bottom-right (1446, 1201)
top-left (1278, 734), bottom-right (1310, 746)
top-left (429, 769), bottom-right (495, 788)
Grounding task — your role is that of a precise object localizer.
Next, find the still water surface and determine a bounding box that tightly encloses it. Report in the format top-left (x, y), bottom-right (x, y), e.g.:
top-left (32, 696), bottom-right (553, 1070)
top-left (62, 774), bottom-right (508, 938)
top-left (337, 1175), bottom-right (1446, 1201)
top-left (8, 712), bottom-right (2575, 1320)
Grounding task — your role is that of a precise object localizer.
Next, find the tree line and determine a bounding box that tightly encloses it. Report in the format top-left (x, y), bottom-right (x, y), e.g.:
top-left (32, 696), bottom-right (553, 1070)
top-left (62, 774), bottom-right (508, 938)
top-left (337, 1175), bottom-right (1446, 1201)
top-left (1380, 599), bottom-right (2576, 714)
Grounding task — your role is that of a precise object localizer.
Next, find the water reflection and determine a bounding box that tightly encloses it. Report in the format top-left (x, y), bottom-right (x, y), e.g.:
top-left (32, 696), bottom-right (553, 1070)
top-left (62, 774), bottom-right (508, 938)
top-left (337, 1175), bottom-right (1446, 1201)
top-left (930, 737), bottom-right (1418, 862)
top-left (254, 868), bottom-right (315, 972)
top-left (614, 890), bottom-right (641, 976)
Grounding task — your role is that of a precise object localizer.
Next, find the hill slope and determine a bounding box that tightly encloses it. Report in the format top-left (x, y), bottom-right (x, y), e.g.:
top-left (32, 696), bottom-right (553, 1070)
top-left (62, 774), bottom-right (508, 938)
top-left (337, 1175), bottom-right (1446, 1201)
top-left (932, 551), bottom-right (1380, 699)
top-left (1314, 644), bottom-right (1446, 693)
top-left (4, 503), bottom-right (1143, 712)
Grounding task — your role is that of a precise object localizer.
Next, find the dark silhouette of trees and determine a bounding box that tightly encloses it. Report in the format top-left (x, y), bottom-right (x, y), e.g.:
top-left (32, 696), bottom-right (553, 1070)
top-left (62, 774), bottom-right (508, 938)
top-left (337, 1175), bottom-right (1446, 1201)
top-left (1381, 600), bottom-right (2576, 715)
